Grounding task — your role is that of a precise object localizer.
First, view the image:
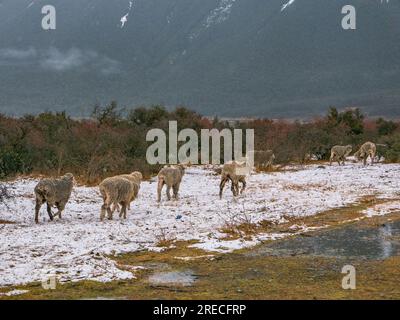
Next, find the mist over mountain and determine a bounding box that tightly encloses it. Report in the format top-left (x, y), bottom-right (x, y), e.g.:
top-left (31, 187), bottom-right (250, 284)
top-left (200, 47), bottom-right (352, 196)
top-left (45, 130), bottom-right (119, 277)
top-left (0, 0), bottom-right (400, 118)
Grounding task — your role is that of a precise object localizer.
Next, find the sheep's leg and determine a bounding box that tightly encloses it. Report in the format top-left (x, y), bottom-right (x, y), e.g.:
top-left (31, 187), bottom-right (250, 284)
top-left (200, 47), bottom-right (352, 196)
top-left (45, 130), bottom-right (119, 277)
top-left (172, 183), bottom-right (180, 200)
top-left (157, 179), bottom-right (164, 202)
top-left (46, 203), bottom-right (54, 221)
top-left (121, 203), bottom-right (127, 219)
top-left (329, 153), bottom-right (335, 166)
top-left (51, 202), bottom-right (64, 219)
top-left (166, 185), bottom-right (171, 201)
top-left (219, 177), bottom-right (228, 199)
top-left (371, 152), bottom-right (375, 165)
top-left (229, 178), bottom-right (238, 197)
top-left (107, 208), bottom-right (113, 220)
top-left (58, 204), bottom-right (64, 219)
top-left (34, 199), bottom-right (42, 224)
top-left (233, 181), bottom-right (240, 197)
top-left (100, 197), bottom-right (111, 221)
top-left (118, 202), bottom-right (124, 218)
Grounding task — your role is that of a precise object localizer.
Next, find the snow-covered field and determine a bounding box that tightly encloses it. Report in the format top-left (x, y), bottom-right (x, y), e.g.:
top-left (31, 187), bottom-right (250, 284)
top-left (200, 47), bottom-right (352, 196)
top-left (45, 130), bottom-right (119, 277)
top-left (1, 163), bottom-right (400, 287)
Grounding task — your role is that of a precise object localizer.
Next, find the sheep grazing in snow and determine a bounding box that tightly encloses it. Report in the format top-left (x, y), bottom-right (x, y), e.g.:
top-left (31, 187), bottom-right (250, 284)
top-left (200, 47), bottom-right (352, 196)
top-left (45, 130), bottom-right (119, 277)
top-left (249, 150), bottom-right (275, 170)
top-left (354, 141), bottom-right (377, 165)
top-left (329, 145), bottom-right (353, 166)
top-left (111, 171), bottom-right (143, 212)
top-left (99, 176), bottom-right (139, 221)
top-left (219, 161), bottom-right (248, 199)
top-left (157, 164), bottom-right (185, 202)
top-left (34, 173), bottom-right (74, 224)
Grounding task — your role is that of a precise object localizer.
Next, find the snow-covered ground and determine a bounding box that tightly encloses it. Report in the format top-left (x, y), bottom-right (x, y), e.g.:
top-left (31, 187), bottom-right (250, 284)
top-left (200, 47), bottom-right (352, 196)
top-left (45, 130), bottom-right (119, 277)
top-left (1, 163), bottom-right (400, 287)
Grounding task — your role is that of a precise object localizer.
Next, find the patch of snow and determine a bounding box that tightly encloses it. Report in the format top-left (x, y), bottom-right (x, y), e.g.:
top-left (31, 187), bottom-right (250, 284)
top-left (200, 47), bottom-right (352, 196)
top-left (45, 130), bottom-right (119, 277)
top-left (120, 1), bottom-right (134, 28)
top-left (281, 0), bottom-right (295, 12)
top-left (362, 200), bottom-right (400, 217)
top-left (0, 289), bottom-right (29, 297)
top-left (190, 0), bottom-right (237, 40)
top-left (1, 163), bottom-right (400, 286)
top-left (174, 255), bottom-right (215, 261)
top-left (204, 0), bottom-right (237, 28)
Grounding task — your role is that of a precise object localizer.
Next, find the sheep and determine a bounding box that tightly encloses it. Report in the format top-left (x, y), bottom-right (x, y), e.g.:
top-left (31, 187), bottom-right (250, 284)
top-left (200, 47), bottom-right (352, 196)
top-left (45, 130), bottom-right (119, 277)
top-left (354, 141), bottom-right (377, 165)
top-left (248, 150), bottom-right (275, 170)
top-left (219, 161), bottom-right (248, 199)
top-left (34, 173), bottom-right (74, 224)
top-left (157, 164), bottom-right (185, 202)
top-left (111, 171), bottom-right (142, 213)
top-left (329, 145), bottom-right (352, 166)
top-left (99, 176), bottom-right (139, 221)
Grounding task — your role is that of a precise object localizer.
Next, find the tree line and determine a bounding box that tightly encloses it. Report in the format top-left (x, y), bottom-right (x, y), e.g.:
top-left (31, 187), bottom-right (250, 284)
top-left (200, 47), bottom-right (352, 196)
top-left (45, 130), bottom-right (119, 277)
top-left (0, 103), bottom-right (399, 184)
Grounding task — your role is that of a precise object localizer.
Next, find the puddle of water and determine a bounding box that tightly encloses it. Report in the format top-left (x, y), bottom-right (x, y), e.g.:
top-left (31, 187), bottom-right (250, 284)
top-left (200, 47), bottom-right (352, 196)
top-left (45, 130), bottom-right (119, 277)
top-left (252, 220), bottom-right (400, 260)
top-left (148, 270), bottom-right (197, 287)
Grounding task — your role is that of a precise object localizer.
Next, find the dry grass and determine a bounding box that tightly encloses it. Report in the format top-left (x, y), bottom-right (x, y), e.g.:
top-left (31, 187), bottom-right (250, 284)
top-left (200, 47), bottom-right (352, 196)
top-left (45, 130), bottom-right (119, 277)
top-left (1, 194), bottom-right (400, 300)
top-left (0, 219), bottom-right (14, 224)
top-left (219, 195), bottom-right (399, 241)
top-left (3, 239), bottom-right (399, 300)
top-left (155, 227), bottom-right (177, 248)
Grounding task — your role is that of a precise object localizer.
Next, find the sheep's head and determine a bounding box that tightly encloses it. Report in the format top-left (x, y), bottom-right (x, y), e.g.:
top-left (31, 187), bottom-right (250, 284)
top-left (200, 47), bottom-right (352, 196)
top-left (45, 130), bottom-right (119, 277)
top-left (130, 171), bottom-right (143, 181)
top-left (62, 173), bottom-right (75, 184)
top-left (345, 145), bottom-right (353, 156)
top-left (63, 173), bottom-right (74, 180)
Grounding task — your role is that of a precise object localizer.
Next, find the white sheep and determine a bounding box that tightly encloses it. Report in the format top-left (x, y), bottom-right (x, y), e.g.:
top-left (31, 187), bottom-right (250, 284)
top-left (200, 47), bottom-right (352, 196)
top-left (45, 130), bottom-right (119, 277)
top-left (157, 165), bottom-right (185, 202)
top-left (219, 161), bottom-right (248, 199)
top-left (354, 142), bottom-right (377, 165)
top-left (111, 171), bottom-right (142, 213)
top-left (329, 145), bottom-right (352, 166)
top-left (34, 173), bottom-right (74, 223)
top-left (99, 176), bottom-right (138, 221)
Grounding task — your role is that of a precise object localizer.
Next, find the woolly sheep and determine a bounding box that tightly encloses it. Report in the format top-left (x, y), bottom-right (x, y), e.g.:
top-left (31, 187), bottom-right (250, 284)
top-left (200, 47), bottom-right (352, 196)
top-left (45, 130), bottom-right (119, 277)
top-left (219, 161), bottom-right (248, 199)
top-left (329, 145), bottom-right (352, 166)
top-left (99, 176), bottom-right (138, 221)
top-left (248, 150), bottom-right (275, 169)
top-left (34, 173), bottom-right (74, 223)
top-left (354, 142), bottom-right (377, 165)
top-left (111, 171), bottom-right (142, 212)
top-left (157, 165), bottom-right (185, 202)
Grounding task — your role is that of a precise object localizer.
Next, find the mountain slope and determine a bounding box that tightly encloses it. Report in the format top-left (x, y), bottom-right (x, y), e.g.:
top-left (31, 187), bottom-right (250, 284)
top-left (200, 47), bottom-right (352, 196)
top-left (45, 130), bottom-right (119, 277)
top-left (0, 0), bottom-right (399, 118)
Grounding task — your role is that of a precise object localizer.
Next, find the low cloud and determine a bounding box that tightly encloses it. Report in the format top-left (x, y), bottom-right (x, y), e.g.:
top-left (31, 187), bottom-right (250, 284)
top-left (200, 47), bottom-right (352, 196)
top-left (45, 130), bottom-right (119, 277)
top-left (40, 48), bottom-right (85, 71)
top-left (0, 48), bottom-right (37, 65)
top-left (0, 47), bottom-right (121, 75)
top-left (40, 48), bottom-right (121, 74)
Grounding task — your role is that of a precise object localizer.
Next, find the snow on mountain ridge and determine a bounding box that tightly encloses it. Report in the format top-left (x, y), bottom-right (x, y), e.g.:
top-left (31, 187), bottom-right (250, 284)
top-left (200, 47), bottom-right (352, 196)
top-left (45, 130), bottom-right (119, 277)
top-left (120, 0), bottom-right (134, 28)
top-left (204, 0), bottom-right (237, 28)
top-left (281, 0), bottom-right (295, 12)
top-left (190, 0), bottom-right (237, 40)
top-left (281, 0), bottom-right (389, 12)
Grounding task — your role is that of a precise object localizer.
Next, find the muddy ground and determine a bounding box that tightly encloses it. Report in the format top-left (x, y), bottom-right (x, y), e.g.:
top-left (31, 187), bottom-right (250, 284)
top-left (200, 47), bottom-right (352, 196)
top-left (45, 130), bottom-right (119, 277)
top-left (1, 212), bottom-right (399, 300)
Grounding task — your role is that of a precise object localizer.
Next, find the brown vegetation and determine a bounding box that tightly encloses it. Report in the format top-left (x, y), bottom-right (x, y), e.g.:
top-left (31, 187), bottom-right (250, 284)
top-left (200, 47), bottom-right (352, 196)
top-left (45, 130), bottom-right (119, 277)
top-left (1, 105), bottom-right (400, 184)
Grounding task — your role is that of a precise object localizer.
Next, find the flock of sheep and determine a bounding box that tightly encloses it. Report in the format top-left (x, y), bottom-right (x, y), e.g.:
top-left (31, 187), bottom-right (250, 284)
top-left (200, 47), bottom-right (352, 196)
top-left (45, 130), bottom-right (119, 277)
top-left (32, 141), bottom-right (378, 224)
